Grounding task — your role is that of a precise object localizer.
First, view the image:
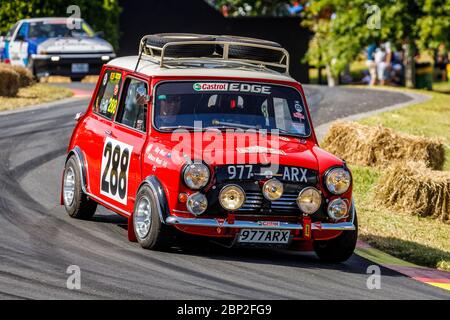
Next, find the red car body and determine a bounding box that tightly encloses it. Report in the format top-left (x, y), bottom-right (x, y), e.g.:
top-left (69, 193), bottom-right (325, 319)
top-left (61, 39), bottom-right (357, 258)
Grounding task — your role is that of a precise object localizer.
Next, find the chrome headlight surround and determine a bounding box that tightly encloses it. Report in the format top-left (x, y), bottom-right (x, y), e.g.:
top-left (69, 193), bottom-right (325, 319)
top-left (262, 179), bottom-right (284, 201)
top-left (325, 167), bottom-right (351, 195)
top-left (182, 162), bottom-right (210, 190)
top-left (327, 198), bottom-right (349, 220)
top-left (219, 184), bottom-right (246, 211)
top-left (296, 187), bottom-right (322, 215)
top-left (186, 192), bottom-right (208, 216)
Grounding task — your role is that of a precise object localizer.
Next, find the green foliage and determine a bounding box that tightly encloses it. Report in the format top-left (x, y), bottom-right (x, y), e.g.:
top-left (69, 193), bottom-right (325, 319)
top-left (0, 0), bottom-right (121, 49)
top-left (206, 0), bottom-right (292, 16)
top-left (301, 0), bottom-right (450, 76)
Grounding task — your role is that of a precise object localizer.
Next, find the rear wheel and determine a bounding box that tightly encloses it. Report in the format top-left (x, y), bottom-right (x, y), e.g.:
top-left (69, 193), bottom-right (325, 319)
top-left (133, 185), bottom-right (174, 250)
top-left (63, 156), bottom-right (97, 219)
top-left (313, 214), bottom-right (358, 263)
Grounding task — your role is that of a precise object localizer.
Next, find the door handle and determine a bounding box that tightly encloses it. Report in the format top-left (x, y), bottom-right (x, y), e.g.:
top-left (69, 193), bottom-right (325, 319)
top-left (105, 130), bottom-right (112, 136)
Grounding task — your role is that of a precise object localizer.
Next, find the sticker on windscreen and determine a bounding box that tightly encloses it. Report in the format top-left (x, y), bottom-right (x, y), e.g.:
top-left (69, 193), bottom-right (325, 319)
top-left (292, 123), bottom-right (306, 135)
top-left (193, 82), bottom-right (271, 94)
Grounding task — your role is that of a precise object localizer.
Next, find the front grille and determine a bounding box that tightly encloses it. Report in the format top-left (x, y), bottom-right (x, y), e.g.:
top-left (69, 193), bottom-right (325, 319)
top-left (239, 192), bottom-right (263, 211)
top-left (238, 190), bottom-right (300, 215)
top-left (270, 193), bottom-right (298, 211)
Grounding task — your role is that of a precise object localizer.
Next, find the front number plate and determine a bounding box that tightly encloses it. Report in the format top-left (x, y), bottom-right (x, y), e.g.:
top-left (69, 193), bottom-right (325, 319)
top-left (238, 229), bottom-right (290, 244)
top-left (71, 63), bottom-right (89, 73)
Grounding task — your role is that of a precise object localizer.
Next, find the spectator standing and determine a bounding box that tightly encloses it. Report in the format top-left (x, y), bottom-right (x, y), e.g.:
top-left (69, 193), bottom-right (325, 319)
top-left (366, 43), bottom-right (377, 85)
top-left (374, 41), bottom-right (392, 85)
top-left (435, 44), bottom-right (449, 82)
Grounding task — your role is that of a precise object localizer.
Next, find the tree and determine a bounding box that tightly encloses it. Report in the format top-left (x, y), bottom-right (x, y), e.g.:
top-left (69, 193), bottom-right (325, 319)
top-left (301, 0), bottom-right (450, 87)
top-left (206, 0), bottom-right (292, 16)
top-left (0, 0), bottom-right (121, 49)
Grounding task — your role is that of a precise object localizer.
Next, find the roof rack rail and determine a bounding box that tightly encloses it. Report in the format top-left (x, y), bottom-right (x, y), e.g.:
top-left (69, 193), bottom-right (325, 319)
top-left (134, 35), bottom-right (290, 74)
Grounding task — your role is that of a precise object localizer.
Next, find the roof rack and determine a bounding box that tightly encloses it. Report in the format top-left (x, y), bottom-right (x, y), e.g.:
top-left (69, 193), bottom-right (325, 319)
top-left (134, 35), bottom-right (290, 74)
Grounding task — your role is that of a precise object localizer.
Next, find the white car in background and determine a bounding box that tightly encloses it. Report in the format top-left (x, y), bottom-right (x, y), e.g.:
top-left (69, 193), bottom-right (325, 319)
top-left (0, 17), bottom-right (116, 81)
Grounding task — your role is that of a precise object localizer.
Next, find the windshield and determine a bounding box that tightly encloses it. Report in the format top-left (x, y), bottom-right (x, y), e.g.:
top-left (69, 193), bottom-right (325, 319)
top-left (28, 20), bottom-right (95, 38)
top-left (153, 81), bottom-right (310, 137)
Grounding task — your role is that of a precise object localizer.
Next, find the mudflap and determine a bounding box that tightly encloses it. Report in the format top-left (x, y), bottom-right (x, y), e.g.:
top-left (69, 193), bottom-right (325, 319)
top-left (128, 214), bottom-right (137, 242)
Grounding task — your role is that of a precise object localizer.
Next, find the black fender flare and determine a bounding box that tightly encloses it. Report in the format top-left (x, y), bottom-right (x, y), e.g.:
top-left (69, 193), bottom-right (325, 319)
top-left (61, 147), bottom-right (88, 205)
top-left (65, 146), bottom-right (88, 193)
top-left (137, 176), bottom-right (171, 224)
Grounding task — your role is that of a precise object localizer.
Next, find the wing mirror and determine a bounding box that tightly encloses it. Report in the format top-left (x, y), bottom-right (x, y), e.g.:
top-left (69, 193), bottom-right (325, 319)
top-left (74, 112), bottom-right (84, 121)
top-left (94, 31), bottom-right (105, 38)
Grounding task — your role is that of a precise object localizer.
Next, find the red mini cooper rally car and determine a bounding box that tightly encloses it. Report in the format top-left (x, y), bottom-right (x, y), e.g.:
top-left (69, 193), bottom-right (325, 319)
top-left (62, 34), bottom-right (357, 262)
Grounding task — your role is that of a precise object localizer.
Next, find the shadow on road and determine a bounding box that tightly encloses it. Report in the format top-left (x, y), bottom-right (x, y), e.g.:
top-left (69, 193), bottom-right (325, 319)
top-left (90, 212), bottom-right (406, 278)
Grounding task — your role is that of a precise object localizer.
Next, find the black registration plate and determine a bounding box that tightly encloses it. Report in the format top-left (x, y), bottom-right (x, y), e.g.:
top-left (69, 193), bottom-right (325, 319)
top-left (215, 164), bottom-right (317, 184)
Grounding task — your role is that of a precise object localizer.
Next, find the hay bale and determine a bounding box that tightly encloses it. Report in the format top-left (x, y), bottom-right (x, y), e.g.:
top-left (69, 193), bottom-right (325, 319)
top-left (11, 65), bottom-right (33, 87)
top-left (375, 161), bottom-right (450, 222)
top-left (0, 63), bottom-right (20, 97)
top-left (322, 121), bottom-right (445, 170)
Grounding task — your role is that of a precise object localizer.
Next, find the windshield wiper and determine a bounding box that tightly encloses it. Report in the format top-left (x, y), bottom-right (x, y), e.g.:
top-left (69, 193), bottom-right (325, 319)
top-left (159, 125), bottom-right (200, 130)
top-left (211, 120), bottom-right (259, 130)
top-left (272, 128), bottom-right (303, 137)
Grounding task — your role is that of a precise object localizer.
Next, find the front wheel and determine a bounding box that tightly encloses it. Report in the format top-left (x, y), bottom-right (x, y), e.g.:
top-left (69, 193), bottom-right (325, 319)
top-left (313, 214), bottom-right (358, 263)
top-left (70, 76), bottom-right (84, 82)
top-left (133, 185), bottom-right (175, 250)
top-left (63, 156), bottom-right (97, 219)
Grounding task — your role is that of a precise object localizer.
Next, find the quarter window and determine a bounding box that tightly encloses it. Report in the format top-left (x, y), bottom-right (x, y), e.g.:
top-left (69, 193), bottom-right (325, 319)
top-left (93, 70), bottom-right (123, 119)
top-left (115, 78), bottom-right (148, 132)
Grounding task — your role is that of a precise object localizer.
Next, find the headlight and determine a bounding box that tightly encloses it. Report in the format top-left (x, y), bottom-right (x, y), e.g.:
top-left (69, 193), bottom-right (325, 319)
top-left (183, 163), bottom-right (210, 190)
top-left (219, 185), bottom-right (245, 211)
top-left (327, 198), bottom-right (349, 220)
top-left (296, 187), bottom-right (322, 214)
top-left (325, 167), bottom-right (351, 195)
top-left (186, 192), bottom-right (208, 216)
top-left (262, 179), bottom-right (283, 201)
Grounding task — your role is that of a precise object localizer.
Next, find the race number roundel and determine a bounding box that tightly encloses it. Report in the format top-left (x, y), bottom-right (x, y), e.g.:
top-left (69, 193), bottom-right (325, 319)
top-left (100, 137), bottom-right (133, 205)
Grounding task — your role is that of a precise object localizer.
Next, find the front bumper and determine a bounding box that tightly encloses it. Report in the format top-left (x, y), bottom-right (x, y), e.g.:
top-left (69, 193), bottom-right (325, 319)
top-left (31, 53), bottom-right (116, 77)
top-left (166, 216), bottom-right (356, 231)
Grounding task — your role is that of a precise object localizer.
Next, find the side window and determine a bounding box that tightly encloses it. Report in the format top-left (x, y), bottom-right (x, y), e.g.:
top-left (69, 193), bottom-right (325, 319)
top-left (16, 23), bottom-right (28, 40)
top-left (115, 78), bottom-right (148, 132)
top-left (93, 70), bottom-right (123, 120)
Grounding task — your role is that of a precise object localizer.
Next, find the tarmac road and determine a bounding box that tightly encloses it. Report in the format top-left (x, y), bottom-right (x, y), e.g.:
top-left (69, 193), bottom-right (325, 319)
top-left (0, 83), bottom-right (448, 299)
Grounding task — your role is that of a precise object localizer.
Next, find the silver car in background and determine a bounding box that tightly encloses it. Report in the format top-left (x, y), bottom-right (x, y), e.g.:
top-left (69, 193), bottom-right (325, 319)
top-left (0, 17), bottom-right (116, 81)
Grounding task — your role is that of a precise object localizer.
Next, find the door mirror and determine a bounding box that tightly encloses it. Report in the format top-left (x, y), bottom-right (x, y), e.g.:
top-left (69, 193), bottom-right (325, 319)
top-left (94, 31), bottom-right (105, 38)
top-left (74, 112), bottom-right (84, 121)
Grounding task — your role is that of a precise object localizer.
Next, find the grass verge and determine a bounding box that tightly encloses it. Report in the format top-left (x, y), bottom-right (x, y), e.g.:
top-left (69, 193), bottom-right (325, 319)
top-left (0, 83), bottom-right (73, 112)
top-left (348, 87), bottom-right (450, 271)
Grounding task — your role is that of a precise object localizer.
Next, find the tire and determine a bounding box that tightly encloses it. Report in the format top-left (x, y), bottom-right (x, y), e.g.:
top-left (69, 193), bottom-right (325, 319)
top-left (70, 76), bottom-right (84, 82)
top-left (313, 214), bottom-right (358, 263)
top-left (27, 56), bottom-right (40, 82)
top-left (145, 33), bottom-right (216, 58)
top-left (133, 185), bottom-right (175, 250)
top-left (63, 156), bottom-right (97, 220)
top-left (216, 36), bottom-right (284, 63)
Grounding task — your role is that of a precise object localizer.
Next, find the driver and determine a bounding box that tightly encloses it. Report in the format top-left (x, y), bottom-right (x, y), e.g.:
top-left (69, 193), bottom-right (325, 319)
top-left (158, 95), bottom-right (181, 126)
